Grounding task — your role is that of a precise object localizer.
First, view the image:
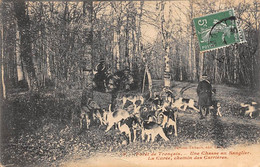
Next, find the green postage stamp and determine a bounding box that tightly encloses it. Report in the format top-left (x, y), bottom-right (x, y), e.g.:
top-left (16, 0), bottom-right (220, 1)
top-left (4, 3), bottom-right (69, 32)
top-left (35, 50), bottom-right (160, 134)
top-left (193, 9), bottom-right (246, 52)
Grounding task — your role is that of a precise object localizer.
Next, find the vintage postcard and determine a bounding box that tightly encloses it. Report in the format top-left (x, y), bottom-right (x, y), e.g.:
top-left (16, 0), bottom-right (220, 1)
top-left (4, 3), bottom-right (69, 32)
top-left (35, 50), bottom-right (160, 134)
top-left (0, 0), bottom-right (259, 167)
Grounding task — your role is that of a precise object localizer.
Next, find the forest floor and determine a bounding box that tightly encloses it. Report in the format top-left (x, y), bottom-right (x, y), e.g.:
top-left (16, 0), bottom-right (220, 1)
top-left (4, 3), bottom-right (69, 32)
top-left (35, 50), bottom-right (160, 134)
top-left (0, 80), bottom-right (260, 167)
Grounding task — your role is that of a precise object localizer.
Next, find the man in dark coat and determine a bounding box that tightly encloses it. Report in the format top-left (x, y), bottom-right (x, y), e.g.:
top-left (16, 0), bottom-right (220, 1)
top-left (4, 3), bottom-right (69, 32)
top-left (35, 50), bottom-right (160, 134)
top-left (93, 60), bottom-right (107, 92)
top-left (197, 74), bottom-right (212, 118)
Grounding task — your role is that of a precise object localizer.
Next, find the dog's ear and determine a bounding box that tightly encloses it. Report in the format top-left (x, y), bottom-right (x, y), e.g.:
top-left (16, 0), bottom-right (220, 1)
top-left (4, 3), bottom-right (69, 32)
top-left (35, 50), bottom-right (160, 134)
top-left (135, 106), bottom-right (141, 113)
top-left (139, 96), bottom-right (145, 105)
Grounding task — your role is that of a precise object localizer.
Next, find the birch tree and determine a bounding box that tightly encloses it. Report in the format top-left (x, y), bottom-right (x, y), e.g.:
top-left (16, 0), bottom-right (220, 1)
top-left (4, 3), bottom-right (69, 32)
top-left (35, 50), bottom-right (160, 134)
top-left (1, 6), bottom-right (6, 99)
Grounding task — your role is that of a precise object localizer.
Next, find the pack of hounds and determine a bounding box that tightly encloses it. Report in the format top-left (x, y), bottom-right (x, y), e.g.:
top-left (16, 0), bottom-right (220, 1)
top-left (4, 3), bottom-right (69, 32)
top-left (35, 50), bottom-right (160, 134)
top-left (79, 86), bottom-right (260, 144)
top-left (80, 88), bottom-right (260, 144)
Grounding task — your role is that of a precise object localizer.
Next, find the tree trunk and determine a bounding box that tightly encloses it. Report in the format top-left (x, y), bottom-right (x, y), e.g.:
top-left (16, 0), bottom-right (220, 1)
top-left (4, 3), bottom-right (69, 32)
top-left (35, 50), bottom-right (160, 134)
top-left (160, 2), bottom-right (171, 87)
top-left (214, 49), bottom-right (218, 83)
top-left (189, 0), bottom-right (194, 81)
top-left (193, 38), bottom-right (197, 81)
top-left (113, 28), bottom-right (120, 70)
top-left (84, 1), bottom-right (93, 90)
top-left (256, 24), bottom-right (260, 88)
top-left (14, 0), bottom-right (37, 91)
top-left (129, 28), bottom-right (134, 71)
top-left (137, 1), bottom-right (144, 61)
top-left (222, 48), bottom-right (226, 82)
top-left (46, 41), bottom-right (51, 80)
top-left (233, 45), bottom-right (238, 84)
top-left (1, 19), bottom-right (6, 99)
top-left (125, 14), bottom-right (129, 68)
top-left (179, 47), bottom-right (183, 81)
top-left (15, 24), bottom-right (24, 82)
top-left (199, 52), bottom-right (204, 81)
top-left (188, 39), bottom-right (192, 81)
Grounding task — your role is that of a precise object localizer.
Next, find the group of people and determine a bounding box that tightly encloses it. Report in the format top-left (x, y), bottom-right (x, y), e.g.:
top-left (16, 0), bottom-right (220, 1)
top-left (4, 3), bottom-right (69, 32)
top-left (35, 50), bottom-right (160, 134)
top-left (93, 60), bottom-right (137, 93)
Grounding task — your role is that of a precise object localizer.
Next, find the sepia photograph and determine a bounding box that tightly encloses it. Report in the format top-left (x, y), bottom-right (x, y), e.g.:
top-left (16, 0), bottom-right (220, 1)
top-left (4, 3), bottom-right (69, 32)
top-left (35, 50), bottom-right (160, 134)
top-left (0, 0), bottom-right (259, 166)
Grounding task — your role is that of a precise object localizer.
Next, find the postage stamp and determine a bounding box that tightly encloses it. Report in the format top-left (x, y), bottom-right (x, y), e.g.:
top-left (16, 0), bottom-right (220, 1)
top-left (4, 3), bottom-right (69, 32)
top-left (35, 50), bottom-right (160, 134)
top-left (193, 9), bottom-right (246, 52)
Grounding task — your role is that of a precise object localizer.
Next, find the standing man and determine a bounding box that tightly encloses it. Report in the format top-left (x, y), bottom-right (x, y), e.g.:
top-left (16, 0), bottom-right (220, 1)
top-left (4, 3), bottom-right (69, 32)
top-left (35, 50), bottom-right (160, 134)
top-left (197, 73), bottom-right (212, 118)
top-left (93, 60), bottom-right (107, 92)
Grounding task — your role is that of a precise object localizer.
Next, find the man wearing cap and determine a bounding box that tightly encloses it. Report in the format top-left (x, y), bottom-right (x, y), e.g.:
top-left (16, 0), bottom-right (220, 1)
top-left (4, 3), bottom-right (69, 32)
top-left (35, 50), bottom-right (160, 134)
top-left (197, 73), bottom-right (213, 118)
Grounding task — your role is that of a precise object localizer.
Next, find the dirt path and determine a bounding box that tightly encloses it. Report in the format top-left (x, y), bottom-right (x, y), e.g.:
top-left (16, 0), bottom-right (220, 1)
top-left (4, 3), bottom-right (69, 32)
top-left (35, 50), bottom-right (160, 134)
top-left (178, 112), bottom-right (260, 127)
top-left (177, 111), bottom-right (260, 148)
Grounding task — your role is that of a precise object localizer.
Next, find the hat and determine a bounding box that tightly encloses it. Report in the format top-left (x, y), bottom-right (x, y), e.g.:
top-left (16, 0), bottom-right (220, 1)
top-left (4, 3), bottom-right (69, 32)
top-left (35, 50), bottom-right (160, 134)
top-left (96, 60), bottom-right (106, 72)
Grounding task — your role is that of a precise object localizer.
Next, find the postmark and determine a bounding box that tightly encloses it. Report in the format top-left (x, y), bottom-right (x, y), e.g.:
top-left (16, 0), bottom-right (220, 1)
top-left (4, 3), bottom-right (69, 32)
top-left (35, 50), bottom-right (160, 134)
top-left (193, 9), bottom-right (246, 52)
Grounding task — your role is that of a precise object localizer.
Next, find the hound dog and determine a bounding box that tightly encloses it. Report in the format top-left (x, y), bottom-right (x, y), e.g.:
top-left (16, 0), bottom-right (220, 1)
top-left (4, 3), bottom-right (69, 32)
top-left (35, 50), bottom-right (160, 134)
top-left (240, 102), bottom-right (260, 118)
top-left (157, 109), bottom-right (178, 136)
top-left (118, 121), bottom-right (132, 143)
top-left (151, 95), bottom-right (164, 111)
top-left (92, 109), bottom-right (107, 126)
top-left (104, 104), bottom-right (131, 132)
top-left (141, 120), bottom-right (169, 142)
top-left (80, 100), bottom-right (101, 129)
top-left (118, 94), bottom-right (144, 108)
top-left (209, 100), bottom-right (222, 117)
top-left (171, 98), bottom-right (199, 112)
top-left (120, 116), bottom-right (141, 143)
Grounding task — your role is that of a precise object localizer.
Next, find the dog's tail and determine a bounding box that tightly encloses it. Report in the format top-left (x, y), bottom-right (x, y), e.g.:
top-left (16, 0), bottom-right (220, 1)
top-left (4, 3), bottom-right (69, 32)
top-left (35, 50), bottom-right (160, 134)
top-left (240, 103), bottom-right (250, 108)
top-left (108, 104), bottom-right (112, 113)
